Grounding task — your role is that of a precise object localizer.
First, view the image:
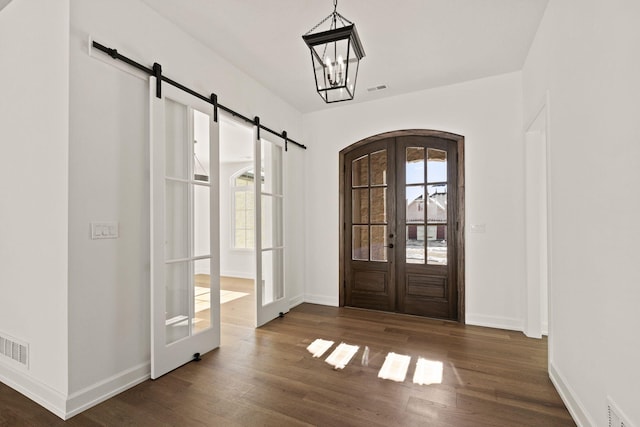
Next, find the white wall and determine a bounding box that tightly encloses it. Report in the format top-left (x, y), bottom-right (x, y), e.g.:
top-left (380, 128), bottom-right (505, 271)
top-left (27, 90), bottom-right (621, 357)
top-left (303, 72), bottom-right (526, 329)
top-left (523, 1), bottom-right (640, 425)
top-left (66, 0), bottom-right (305, 415)
top-left (0, 0), bottom-right (70, 414)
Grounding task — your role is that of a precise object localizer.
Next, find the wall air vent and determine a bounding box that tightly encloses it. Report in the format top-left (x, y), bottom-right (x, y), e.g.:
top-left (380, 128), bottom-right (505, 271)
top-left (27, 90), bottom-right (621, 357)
top-left (0, 332), bottom-right (29, 368)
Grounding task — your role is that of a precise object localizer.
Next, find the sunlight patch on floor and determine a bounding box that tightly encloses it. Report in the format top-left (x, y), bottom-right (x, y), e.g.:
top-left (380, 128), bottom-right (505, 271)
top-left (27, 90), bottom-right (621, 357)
top-left (220, 289), bottom-right (249, 304)
top-left (378, 352), bottom-right (411, 382)
top-left (325, 342), bottom-right (359, 369)
top-left (413, 357), bottom-right (443, 385)
top-left (193, 287), bottom-right (249, 311)
top-left (305, 337), bottom-right (444, 386)
top-left (307, 338), bottom-right (335, 357)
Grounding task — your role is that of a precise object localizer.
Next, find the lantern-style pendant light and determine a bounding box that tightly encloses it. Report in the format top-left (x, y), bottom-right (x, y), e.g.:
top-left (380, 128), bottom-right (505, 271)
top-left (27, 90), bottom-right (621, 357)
top-left (302, 0), bottom-right (365, 103)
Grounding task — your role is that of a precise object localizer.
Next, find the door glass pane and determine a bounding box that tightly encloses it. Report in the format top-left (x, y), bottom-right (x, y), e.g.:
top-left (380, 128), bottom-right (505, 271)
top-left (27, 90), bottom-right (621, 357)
top-left (427, 148), bottom-right (447, 183)
top-left (262, 140), bottom-right (283, 195)
top-left (427, 184), bottom-right (447, 224)
top-left (352, 225), bottom-right (369, 261)
top-left (193, 258), bottom-right (211, 334)
top-left (193, 110), bottom-right (210, 181)
top-left (262, 249), bottom-right (284, 305)
top-left (406, 186), bottom-right (425, 223)
top-left (427, 225), bottom-right (447, 265)
top-left (371, 225), bottom-right (388, 262)
top-left (262, 195), bottom-right (283, 249)
top-left (165, 98), bottom-right (189, 179)
top-left (406, 147), bottom-right (424, 184)
top-left (352, 154), bottom-right (369, 187)
top-left (165, 180), bottom-right (189, 260)
top-left (165, 262), bottom-right (189, 344)
top-left (352, 189), bottom-right (369, 223)
top-left (194, 184), bottom-right (210, 257)
top-left (406, 225), bottom-right (425, 264)
top-left (370, 187), bottom-right (387, 223)
top-left (370, 150), bottom-right (387, 185)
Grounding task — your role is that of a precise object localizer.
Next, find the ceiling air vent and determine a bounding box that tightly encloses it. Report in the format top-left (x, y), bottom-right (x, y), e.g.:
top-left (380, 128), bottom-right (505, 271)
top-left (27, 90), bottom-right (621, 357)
top-left (0, 332), bottom-right (29, 368)
top-left (367, 85), bottom-right (388, 92)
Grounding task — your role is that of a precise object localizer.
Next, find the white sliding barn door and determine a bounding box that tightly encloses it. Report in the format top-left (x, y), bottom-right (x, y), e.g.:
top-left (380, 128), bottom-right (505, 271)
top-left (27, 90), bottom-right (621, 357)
top-left (255, 135), bottom-right (288, 327)
top-left (149, 77), bottom-right (220, 379)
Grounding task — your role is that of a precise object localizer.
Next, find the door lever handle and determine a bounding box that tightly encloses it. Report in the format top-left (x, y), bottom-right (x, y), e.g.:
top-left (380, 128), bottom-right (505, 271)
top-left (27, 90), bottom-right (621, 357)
top-left (384, 243), bottom-right (394, 248)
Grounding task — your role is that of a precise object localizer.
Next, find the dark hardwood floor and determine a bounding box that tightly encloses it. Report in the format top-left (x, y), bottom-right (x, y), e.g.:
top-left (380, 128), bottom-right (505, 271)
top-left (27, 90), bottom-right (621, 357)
top-left (0, 304), bottom-right (574, 426)
top-left (220, 276), bottom-right (254, 328)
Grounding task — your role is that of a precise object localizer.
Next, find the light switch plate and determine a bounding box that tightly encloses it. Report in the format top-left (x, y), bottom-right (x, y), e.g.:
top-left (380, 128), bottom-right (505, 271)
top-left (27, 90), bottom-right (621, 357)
top-left (91, 222), bottom-right (119, 239)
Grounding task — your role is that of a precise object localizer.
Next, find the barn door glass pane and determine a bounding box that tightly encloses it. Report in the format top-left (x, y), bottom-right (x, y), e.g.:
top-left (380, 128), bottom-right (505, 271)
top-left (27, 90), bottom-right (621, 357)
top-left (165, 181), bottom-right (189, 260)
top-left (262, 249), bottom-right (284, 305)
top-left (165, 99), bottom-right (189, 179)
top-left (193, 258), bottom-right (211, 334)
top-left (165, 262), bottom-right (189, 344)
top-left (194, 184), bottom-right (210, 257)
top-left (193, 110), bottom-right (211, 180)
top-left (261, 195), bottom-right (283, 250)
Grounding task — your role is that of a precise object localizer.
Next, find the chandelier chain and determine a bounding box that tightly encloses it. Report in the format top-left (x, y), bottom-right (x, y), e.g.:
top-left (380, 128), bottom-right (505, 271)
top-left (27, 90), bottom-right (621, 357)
top-left (304, 1), bottom-right (354, 35)
top-left (304, 12), bottom-right (334, 35)
top-left (336, 12), bottom-right (352, 26)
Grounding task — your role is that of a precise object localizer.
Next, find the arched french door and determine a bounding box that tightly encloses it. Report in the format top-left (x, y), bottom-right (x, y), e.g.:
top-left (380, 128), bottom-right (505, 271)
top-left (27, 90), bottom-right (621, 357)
top-left (339, 130), bottom-right (465, 321)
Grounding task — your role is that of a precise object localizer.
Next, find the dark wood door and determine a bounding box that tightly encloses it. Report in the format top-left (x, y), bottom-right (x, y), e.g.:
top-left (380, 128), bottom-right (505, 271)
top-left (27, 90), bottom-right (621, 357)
top-left (343, 132), bottom-right (462, 321)
top-left (344, 138), bottom-right (396, 311)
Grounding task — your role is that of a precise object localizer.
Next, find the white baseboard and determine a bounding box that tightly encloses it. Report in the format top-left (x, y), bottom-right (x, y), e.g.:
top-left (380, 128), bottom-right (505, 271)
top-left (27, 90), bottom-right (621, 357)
top-left (549, 362), bottom-right (593, 427)
top-left (288, 294), bottom-right (304, 309)
top-left (0, 362), bottom-right (67, 419)
top-left (220, 270), bottom-right (255, 280)
top-left (542, 321), bottom-right (549, 336)
top-left (65, 362), bottom-right (150, 419)
top-left (304, 294), bottom-right (339, 307)
top-left (466, 313), bottom-right (524, 332)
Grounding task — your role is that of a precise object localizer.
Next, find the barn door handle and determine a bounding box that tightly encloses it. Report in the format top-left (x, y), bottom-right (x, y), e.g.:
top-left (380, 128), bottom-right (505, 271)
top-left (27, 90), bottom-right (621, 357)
top-left (385, 243), bottom-right (394, 248)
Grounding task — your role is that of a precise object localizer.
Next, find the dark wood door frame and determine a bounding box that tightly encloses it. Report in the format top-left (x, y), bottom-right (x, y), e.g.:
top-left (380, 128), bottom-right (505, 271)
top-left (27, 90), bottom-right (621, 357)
top-left (339, 129), bottom-right (465, 323)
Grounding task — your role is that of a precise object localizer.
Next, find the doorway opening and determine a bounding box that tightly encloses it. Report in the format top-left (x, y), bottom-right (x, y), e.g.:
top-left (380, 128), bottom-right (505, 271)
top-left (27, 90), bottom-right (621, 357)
top-left (218, 114), bottom-right (256, 330)
top-left (339, 130), bottom-right (465, 322)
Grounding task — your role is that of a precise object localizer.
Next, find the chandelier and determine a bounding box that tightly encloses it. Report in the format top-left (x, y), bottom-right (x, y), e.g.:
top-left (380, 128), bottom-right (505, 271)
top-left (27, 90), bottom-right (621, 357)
top-left (302, 0), bottom-right (365, 103)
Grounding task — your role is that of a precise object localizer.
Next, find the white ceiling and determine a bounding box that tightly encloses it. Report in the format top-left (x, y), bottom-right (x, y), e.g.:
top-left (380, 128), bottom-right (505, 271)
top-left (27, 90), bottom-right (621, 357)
top-left (142, 0), bottom-right (548, 113)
